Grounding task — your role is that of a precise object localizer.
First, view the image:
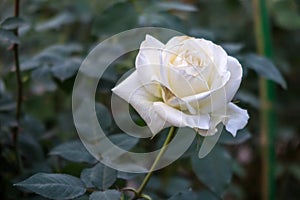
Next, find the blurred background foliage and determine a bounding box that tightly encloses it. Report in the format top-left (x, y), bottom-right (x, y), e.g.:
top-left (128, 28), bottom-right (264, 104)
top-left (0, 0), bottom-right (299, 199)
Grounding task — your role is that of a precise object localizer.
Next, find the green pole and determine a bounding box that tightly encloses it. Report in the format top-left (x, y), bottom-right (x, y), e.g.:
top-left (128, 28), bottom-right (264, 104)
top-left (253, 0), bottom-right (276, 200)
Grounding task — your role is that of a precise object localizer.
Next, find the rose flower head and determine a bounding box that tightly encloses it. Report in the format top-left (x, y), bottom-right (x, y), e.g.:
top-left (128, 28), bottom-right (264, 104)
top-left (112, 35), bottom-right (249, 137)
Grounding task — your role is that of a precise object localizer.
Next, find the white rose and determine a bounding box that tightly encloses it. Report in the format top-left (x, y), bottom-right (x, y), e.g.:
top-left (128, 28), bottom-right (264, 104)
top-left (112, 35), bottom-right (249, 137)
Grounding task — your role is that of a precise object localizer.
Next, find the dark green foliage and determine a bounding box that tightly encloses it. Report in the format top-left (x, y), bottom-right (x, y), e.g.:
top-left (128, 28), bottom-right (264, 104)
top-left (14, 173), bottom-right (86, 199)
top-left (80, 163), bottom-right (117, 190)
top-left (219, 129), bottom-right (251, 145)
top-left (243, 53), bottom-right (287, 88)
top-left (50, 140), bottom-right (97, 164)
top-left (1, 17), bottom-right (27, 30)
top-left (191, 146), bottom-right (233, 197)
top-left (0, 28), bottom-right (20, 44)
top-left (0, 0), bottom-right (298, 200)
top-left (89, 190), bottom-right (121, 200)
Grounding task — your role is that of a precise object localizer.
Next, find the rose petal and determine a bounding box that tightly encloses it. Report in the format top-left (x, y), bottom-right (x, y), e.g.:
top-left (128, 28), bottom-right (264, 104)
top-left (136, 34), bottom-right (164, 68)
top-left (135, 35), bottom-right (165, 98)
top-left (135, 64), bottom-right (163, 98)
top-left (223, 103), bottom-right (249, 136)
top-left (196, 115), bottom-right (223, 136)
top-left (180, 71), bottom-right (230, 113)
top-left (224, 56), bottom-right (243, 102)
top-left (194, 38), bottom-right (228, 75)
top-left (136, 64), bottom-right (210, 107)
top-left (112, 71), bottom-right (169, 135)
top-left (153, 102), bottom-right (210, 130)
top-left (162, 37), bottom-right (233, 114)
top-left (165, 36), bottom-right (190, 50)
top-left (194, 53), bottom-right (242, 113)
top-left (163, 66), bottom-right (209, 98)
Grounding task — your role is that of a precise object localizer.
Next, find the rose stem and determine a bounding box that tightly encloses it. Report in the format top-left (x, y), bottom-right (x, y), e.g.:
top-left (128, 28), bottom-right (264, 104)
top-left (12, 0), bottom-right (24, 173)
top-left (134, 127), bottom-right (178, 199)
top-left (253, 0), bottom-right (276, 200)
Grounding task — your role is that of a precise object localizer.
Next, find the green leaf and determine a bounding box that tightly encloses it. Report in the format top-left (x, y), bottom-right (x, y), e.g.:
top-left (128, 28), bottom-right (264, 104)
top-left (46, 43), bottom-right (83, 55)
top-left (1, 17), bottom-right (27, 29)
top-left (96, 103), bottom-right (112, 131)
top-left (36, 11), bottom-right (76, 31)
top-left (80, 168), bottom-right (95, 188)
top-left (19, 133), bottom-right (44, 162)
top-left (21, 43), bottom-right (79, 72)
top-left (14, 173), bottom-right (86, 199)
top-left (221, 43), bottom-right (244, 55)
top-left (89, 190), bottom-right (121, 200)
top-left (49, 140), bottom-right (97, 164)
top-left (169, 190), bottom-right (218, 200)
top-left (243, 54), bottom-right (287, 89)
top-left (21, 58), bottom-right (41, 71)
top-left (90, 163), bottom-right (117, 190)
top-left (30, 65), bottom-right (57, 92)
top-left (189, 28), bottom-right (216, 41)
top-left (0, 98), bottom-right (15, 111)
top-left (80, 163), bottom-right (117, 190)
top-left (75, 195), bottom-right (90, 200)
top-left (101, 65), bottom-right (118, 82)
top-left (191, 145), bottom-right (233, 196)
top-left (25, 43), bottom-right (81, 71)
top-left (92, 2), bottom-right (138, 36)
top-left (145, 176), bottom-right (161, 191)
top-left (31, 65), bottom-right (52, 80)
top-left (168, 190), bottom-right (198, 200)
top-left (117, 171), bottom-right (138, 180)
top-left (236, 91), bottom-right (260, 109)
top-left (196, 190), bottom-right (219, 200)
top-left (0, 79), bottom-right (5, 93)
top-left (219, 129), bottom-right (251, 145)
top-left (139, 13), bottom-right (185, 32)
top-left (148, 2), bottom-right (198, 12)
top-left (0, 28), bottom-right (20, 44)
top-left (165, 177), bottom-right (191, 196)
top-left (51, 58), bottom-right (81, 81)
top-left (36, 50), bottom-right (64, 64)
top-left (30, 67), bottom-right (57, 93)
top-left (109, 134), bottom-right (139, 151)
top-left (21, 115), bottom-right (46, 137)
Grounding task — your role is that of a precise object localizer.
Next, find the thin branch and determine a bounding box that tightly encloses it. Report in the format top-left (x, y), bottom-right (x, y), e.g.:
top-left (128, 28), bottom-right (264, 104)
top-left (12, 0), bottom-right (23, 173)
